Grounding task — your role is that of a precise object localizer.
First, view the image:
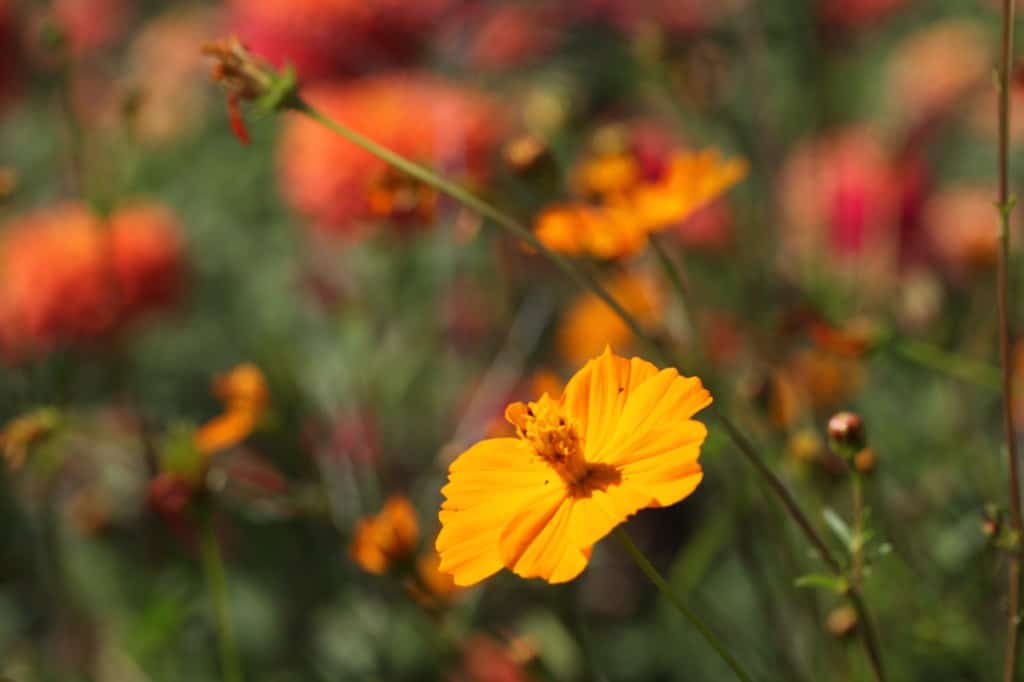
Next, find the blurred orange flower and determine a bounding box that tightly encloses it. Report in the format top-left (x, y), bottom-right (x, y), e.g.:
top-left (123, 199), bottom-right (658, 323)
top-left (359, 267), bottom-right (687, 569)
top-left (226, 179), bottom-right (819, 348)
top-left (436, 348), bottom-right (710, 585)
top-left (407, 551), bottom-right (463, 608)
top-left (923, 186), bottom-right (1004, 277)
top-left (557, 271), bottom-right (662, 366)
top-left (196, 364), bottom-right (269, 455)
top-left (278, 74), bottom-right (502, 237)
top-left (535, 149), bottom-right (747, 259)
top-left (351, 495), bottom-right (420, 575)
top-left (0, 202), bottom-right (183, 360)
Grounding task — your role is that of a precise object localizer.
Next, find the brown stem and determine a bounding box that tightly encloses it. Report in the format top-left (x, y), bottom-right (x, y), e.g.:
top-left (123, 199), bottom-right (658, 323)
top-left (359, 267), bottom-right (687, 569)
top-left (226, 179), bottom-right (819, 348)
top-left (998, 1), bottom-right (1022, 680)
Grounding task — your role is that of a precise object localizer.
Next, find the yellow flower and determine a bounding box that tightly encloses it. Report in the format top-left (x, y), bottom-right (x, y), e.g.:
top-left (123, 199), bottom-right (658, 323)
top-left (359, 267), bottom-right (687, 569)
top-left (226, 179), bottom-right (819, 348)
top-left (533, 148), bottom-right (747, 259)
top-left (196, 363), bottom-right (269, 455)
top-left (350, 495), bottom-right (420, 575)
top-left (557, 271), bottom-right (662, 366)
top-left (436, 348), bottom-right (711, 586)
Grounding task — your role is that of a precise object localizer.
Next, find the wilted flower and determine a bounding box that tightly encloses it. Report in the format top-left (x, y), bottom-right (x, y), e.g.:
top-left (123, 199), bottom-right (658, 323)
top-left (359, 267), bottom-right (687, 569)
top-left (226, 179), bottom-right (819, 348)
top-left (437, 347), bottom-right (710, 585)
top-left (196, 364), bottom-right (269, 455)
top-left (278, 74), bottom-right (501, 237)
top-left (228, 0), bottom-right (460, 81)
top-left (557, 271), bottom-right (663, 366)
top-left (0, 201), bottom-right (183, 360)
top-left (350, 495), bottom-right (420, 575)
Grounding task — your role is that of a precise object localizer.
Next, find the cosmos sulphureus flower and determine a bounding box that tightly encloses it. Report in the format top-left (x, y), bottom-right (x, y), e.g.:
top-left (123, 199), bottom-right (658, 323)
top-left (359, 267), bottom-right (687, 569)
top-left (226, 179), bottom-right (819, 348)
top-left (436, 347), bottom-right (711, 585)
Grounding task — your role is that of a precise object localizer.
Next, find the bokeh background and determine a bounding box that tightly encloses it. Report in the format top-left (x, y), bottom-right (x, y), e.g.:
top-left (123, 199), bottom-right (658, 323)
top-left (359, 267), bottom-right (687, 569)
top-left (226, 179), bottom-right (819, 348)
top-left (0, 0), bottom-right (1020, 680)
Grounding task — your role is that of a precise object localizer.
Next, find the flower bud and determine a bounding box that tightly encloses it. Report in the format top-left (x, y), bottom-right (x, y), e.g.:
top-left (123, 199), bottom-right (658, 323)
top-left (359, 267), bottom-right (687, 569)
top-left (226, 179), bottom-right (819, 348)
top-left (828, 411), bottom-right (866, 457)
top-left (853, 448), bottom-right (877, 475)
top-left (826, 605), bottom-right (859, 638)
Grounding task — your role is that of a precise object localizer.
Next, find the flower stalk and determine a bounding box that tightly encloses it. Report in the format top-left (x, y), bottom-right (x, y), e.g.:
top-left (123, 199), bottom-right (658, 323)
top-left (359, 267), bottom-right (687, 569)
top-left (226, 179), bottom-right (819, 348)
top-left (614, 528), bottom-right (753, 682)
top-left (199, 509), bottom-right (244, 682)
top-left (996, 1), bottom-right (1023, 679)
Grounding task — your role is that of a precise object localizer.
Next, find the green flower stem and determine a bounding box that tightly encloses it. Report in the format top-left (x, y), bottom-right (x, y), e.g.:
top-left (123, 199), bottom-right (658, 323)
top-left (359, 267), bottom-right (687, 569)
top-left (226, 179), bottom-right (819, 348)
top-left (292, 98), bottom-right (657, 360)
top-left (614, 527), bottom-right (753, 682)
top-left (889, 339), bottom-right (1000, 390)
top-left (648, 233), bottom-right (703, 356)
top-left (200, 510), bottom-right (244, 682)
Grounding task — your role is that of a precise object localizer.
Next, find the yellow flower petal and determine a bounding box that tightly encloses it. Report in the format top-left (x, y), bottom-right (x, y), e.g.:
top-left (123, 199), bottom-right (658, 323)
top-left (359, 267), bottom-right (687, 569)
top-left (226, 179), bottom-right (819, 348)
top-left (499, 494), bottom-right (591, 583)
top-left (436, 438), bottom-right (551, 586)
top-left (561, 347), bottom-right (660, 454)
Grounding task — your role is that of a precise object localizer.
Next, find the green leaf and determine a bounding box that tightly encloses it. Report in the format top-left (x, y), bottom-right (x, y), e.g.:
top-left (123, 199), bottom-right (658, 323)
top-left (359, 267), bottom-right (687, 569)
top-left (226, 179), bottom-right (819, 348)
top-left (823, 508), bottom-right (854, 551)
top-left (794, 573), bottom-right (849, 594)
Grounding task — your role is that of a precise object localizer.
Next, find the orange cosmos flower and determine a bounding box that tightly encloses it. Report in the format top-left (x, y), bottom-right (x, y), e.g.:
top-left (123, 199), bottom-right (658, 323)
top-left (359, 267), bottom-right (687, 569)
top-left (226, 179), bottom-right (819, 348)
top-left (436, 347), bottom-right (711, 586)
top-left (196, 364), bottom-right (269, 455)
top-left (350, 495), bottom-right (420, 575)
top-left (534, 149), bottom-right (747, 259)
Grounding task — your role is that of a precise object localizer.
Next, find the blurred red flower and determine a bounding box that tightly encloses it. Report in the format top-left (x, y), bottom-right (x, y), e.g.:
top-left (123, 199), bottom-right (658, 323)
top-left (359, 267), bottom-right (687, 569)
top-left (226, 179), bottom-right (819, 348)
top-left (278, 74), bottom-right (501, 237)
top-left (228, 0), bottom-right (461, 81)
top-left (0, 202), bottom-right (184, 360)
top-left (778, 127), bottom-right (903, 288)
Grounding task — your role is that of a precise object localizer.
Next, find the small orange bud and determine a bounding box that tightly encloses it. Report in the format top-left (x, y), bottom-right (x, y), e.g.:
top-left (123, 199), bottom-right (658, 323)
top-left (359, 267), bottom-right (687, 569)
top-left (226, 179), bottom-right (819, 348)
top-left (350, 495), bottom-right (420, 575)
top-left (826, 605), bottom-right (859, 638)
top-left (853, 448), bottom-right (877, 475)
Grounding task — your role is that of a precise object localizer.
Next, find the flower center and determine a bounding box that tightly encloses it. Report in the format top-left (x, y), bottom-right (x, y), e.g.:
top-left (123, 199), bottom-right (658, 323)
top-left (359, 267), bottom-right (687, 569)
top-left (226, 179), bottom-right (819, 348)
top-left (505, 395), bottom-right (612, 495)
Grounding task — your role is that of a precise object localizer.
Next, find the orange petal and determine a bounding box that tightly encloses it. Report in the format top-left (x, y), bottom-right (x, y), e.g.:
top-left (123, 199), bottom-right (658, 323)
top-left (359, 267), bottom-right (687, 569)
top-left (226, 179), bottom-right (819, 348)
top-left (560, 347), bottom-right (660, 457)
top-left (436, 438), bottom-right (552, 586)
top-left (498, 492), bottom-right (590, 583)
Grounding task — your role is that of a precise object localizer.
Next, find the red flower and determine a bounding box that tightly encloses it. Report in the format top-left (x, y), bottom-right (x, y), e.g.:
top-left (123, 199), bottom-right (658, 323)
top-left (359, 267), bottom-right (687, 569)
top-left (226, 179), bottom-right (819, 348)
top-left (0, 201), bottom-right (184, 360)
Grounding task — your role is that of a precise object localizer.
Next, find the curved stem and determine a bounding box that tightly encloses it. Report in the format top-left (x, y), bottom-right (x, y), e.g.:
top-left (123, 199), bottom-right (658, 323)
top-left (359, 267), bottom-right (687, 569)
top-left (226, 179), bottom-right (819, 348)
top-left (200, 510), bottom-right (244, 682)
top-left (997, 1), bottom-right (1023, 679)
top-left (614, 528), bottom-right (753, 682)
top-left (293, 99), bottom-right (659, 361)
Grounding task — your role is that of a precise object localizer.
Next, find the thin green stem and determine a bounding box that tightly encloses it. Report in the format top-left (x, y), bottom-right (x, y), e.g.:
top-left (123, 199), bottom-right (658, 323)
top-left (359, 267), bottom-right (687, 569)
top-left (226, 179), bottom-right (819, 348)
top-left (200, 511), bottom-right (244, 682)
top-left (293, 99), bottom-right (658, 360)
top-left (889, 339), bottom-right (1000, 390)
top-left (997, 0), bottom-right (1023, 678)
top-left (614, 528), bottom-right (753, 682)
top-left (648, 233), bottom-right (703, 355)
top-left (848, 472), bottom-right (885, 682)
